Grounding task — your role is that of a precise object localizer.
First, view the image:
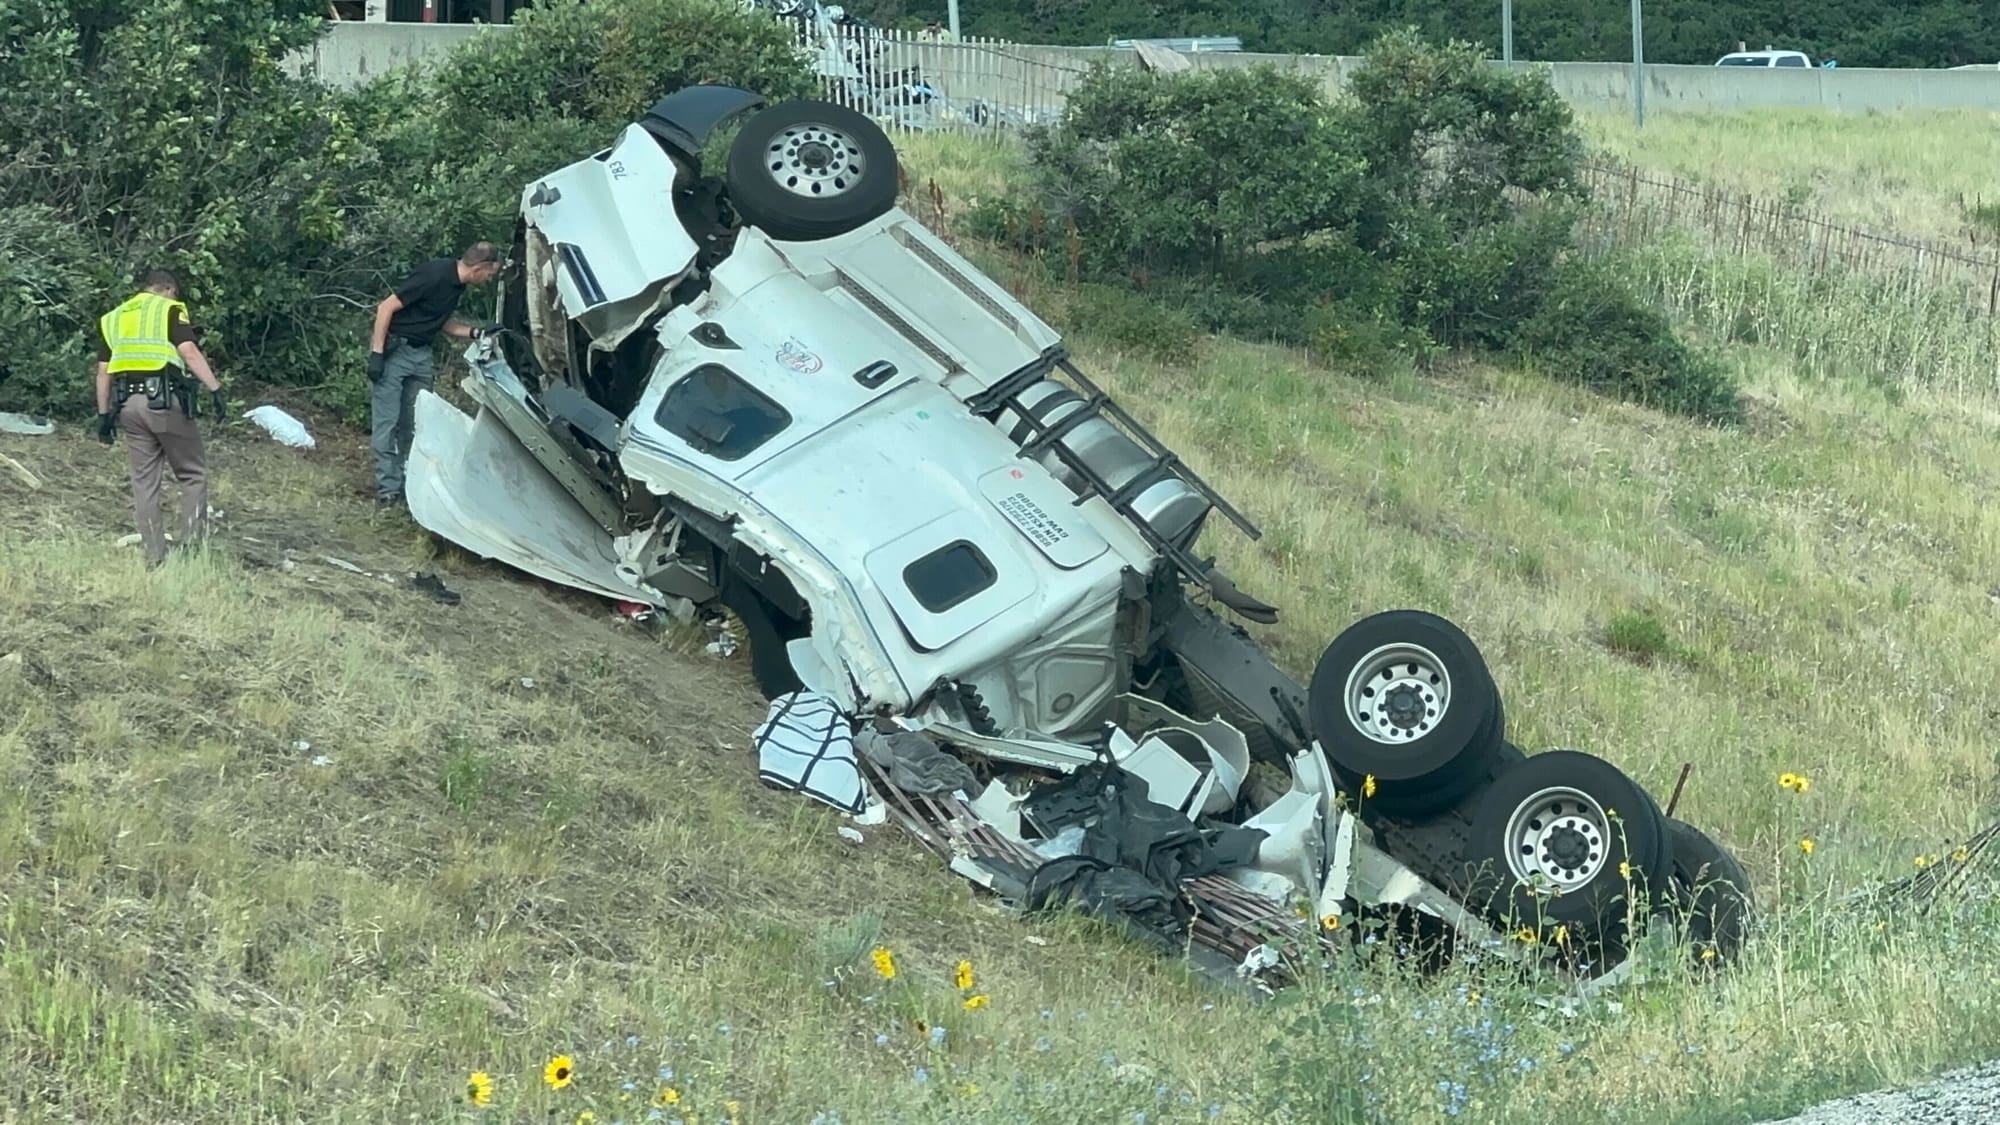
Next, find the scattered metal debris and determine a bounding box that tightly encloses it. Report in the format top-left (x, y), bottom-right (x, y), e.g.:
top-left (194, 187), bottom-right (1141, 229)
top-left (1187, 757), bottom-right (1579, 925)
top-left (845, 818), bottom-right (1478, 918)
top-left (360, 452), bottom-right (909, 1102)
top-left (320, 555), bottom-right (366, 575)
top-left (1862, 816), bottom-right (2000, 913)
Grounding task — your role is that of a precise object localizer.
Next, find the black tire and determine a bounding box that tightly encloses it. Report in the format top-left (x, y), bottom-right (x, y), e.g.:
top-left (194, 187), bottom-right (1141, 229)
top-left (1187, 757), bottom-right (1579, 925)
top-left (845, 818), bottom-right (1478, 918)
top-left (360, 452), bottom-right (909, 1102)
top-left (1467, 750), bottom-right (1672, 945)
top-left (1308, 610), bottom-right (1503, 805)
top-left (1665, 818), bottom-right (1753, 968)
top-left (724, 100), bottom-right (899, 242)
top-left (1347, 682), bottom-right (1505, 819)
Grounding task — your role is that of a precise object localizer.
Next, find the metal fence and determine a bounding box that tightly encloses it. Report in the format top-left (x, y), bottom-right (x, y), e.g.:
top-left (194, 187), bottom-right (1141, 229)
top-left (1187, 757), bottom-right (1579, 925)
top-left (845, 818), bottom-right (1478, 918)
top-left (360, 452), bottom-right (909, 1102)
top-left (787, 21), bottom-right (1083, 134)
top-left (1579, 159), bottom-right (2000, 316)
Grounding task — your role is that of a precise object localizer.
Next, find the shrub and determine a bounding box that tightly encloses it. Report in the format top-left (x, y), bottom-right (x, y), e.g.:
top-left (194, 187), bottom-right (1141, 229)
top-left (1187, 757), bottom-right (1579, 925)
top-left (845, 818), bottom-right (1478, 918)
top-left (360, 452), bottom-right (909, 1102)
top-left (997, 27), bottom-right (1728, 419)
top-left (1511, 259), bottom-right (1742, 422)
top-left (0, 0), bottom-right (814, 420)
top-left (1021, 63), bottom-right (1366, 278)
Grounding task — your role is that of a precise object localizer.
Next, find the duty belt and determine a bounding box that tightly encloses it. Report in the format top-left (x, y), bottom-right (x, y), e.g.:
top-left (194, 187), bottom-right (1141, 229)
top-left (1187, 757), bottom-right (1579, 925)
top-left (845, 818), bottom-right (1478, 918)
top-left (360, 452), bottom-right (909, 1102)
top-left (114, 372), bottom-right (190, 413)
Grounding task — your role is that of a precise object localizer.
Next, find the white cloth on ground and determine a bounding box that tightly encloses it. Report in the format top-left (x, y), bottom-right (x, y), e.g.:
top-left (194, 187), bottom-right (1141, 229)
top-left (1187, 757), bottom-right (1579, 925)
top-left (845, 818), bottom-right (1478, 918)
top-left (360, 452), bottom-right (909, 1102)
top-left (752, 690), bottom-right (868, 815)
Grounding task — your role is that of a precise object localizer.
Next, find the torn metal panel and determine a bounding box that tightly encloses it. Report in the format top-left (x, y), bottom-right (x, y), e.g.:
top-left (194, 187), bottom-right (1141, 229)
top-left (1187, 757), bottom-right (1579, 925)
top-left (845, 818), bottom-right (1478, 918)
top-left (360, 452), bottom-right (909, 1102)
top-left (405, 391), bottom-right (663, 606)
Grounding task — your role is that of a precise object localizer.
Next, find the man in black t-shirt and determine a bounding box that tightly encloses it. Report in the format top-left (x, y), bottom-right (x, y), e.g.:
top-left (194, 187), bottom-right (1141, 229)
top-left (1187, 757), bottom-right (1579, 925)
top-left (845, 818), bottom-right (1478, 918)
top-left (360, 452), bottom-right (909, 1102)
top-left (366, 241), bottom-right (503, 504)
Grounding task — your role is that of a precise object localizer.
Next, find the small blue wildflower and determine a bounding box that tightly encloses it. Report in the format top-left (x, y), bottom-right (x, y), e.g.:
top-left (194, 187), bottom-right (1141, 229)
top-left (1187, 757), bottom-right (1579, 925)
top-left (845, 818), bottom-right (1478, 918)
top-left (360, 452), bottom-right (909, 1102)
top-left (914, 1067), bottom-right (931, 1085)
top-left (626, 1034), bottom-right (642, 1048)
top-left (875, 1033), bottom-right (890, 1047)
top-left (1133, 1115), bottom-right (1146, 1124)
top-left (930, 1025), bottom-right (947, 1048)
top-left (1180, 1093), bottom-right (1195, 1105)
top-left (1040, 1009), bottom-right (1054, 1020)
top-left (623, 1081), bottom-right (638, 1092)
top-left (717, 1023), bottom-right (734, 1039)
top-left (1207, 1104), bottom-right (1222, 1119)
top-left (647, 1113), bottom-right (664, 1124)
top-left (1517, 1058), bottom-right (1537, 1072)
top-left (658, 1066), bottom-right (675, 1082)
top-left (1100, 1053), bottom-right (1119, 1069)
top-left (1035, 1037), bottom-right (1053, 1053)
top-left (1558, 1042), bottom-right (1575, 1056)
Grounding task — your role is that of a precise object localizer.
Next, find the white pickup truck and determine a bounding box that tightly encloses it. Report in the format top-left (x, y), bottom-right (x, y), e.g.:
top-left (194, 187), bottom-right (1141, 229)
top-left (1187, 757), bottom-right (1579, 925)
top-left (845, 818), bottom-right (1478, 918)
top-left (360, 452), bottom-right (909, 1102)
top-left (406, 85), bottom-right (1751, 982)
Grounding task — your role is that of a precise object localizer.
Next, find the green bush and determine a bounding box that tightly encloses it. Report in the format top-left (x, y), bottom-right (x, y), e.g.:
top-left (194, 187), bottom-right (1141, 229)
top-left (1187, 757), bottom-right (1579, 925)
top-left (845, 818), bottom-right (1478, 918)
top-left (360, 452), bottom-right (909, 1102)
top-left (0, 0), bottom-right (813, 420)
top-left (997, 27), bottom-right (1735, 419)
top-left (1512, 259), bottom-right (1742, 423)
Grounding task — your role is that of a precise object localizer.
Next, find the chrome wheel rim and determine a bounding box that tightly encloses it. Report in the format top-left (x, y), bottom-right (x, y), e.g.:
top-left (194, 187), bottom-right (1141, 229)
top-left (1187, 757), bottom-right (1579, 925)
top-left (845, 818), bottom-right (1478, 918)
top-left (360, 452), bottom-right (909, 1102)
top-left (766, 123), bottom-right (866, 199)
top-left (1342, 643), bottom-right (1451, 744)
top-left (1504, 786), bottom-right (1612, 893)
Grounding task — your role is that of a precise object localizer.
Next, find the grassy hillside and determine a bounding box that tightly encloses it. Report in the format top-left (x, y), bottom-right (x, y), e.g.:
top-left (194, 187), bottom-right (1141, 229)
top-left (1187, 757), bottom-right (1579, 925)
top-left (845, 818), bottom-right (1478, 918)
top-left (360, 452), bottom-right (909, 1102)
top-left (3, 130), bottom-right (2000, 1123)
top-left (1576, 107), bottom-right (2000, 246)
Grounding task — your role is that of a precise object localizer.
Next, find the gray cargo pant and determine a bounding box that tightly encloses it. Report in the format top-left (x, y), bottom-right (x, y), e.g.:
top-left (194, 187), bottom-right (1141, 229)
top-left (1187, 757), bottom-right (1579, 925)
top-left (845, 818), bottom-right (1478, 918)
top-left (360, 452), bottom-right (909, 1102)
top-left (117, 390), bottom-right (208, 568)
top-left (369, 338), bottom-right (433, 500)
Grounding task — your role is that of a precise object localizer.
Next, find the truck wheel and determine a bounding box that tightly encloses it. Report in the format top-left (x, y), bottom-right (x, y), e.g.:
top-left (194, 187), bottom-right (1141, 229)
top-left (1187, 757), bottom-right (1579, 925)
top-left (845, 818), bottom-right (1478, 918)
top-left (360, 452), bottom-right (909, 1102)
top-left (1665, 818), bottom-right (1753, 968)
top-left (1307, 610), bottom-right (1503, 813)
top-left (1468, 750), bottom-right (1671, 946)
top-left (724, 100), bottom-right (899, 242)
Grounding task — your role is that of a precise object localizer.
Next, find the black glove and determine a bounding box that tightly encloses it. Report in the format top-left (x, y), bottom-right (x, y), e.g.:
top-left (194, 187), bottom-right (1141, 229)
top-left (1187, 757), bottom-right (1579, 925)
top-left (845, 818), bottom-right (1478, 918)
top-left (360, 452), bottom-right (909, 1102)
top-left (367, 350), bottom-right (386, 384)
top-left (211, 390), bottom-right (226, 420)
top-left (96, 412), bottom-right (116, 445)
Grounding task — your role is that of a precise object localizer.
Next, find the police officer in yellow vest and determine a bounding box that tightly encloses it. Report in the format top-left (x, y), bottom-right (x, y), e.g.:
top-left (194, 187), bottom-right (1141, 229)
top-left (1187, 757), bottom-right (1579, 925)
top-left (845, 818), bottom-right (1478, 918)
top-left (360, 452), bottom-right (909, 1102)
top-left (94, 271), bottom-right (226, 568)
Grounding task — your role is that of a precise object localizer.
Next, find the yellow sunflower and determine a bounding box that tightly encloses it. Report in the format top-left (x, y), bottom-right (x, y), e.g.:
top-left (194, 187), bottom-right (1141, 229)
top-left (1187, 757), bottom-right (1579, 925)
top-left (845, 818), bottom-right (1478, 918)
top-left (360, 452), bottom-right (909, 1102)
top-left (1362, 774), bottom-right (1378, 799)
top-left (656, 1086), bottom-right (682, 1108)
top-left (963, 993), bottom-right (990, 1011)
top-left (1778, 772), bottom-right (1800, 791)
top-left (544, 1054), bottom-right (576, 1090)
top-left (1799, 838), bottom-right (1816, 856)
top-left (870, 946), bottom-right (897, 980)
top-left (465, 1071), bottom-right (494, 1107)
top-left (954, 960), bottom-right (974, 991)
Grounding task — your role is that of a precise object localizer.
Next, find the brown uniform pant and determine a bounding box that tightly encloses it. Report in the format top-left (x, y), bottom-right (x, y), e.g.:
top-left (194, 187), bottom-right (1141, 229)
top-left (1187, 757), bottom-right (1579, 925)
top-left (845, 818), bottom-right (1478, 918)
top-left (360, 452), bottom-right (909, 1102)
top-left (116, 390), bottom-right (208, 566)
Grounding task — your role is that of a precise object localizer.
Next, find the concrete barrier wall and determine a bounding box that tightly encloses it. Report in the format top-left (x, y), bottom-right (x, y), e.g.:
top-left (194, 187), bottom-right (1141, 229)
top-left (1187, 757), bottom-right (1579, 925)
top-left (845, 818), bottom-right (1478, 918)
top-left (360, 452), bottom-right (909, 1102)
top-left (284, 23), bottom-right (496, 84)
top-left (288, 22), bottom-right (2000, 116)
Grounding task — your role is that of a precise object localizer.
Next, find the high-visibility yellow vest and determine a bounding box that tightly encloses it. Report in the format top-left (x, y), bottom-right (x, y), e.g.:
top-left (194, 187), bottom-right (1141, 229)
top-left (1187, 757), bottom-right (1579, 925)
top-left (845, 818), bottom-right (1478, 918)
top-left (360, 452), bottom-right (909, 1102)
top-left (100, 292), bottom-right (189, 375)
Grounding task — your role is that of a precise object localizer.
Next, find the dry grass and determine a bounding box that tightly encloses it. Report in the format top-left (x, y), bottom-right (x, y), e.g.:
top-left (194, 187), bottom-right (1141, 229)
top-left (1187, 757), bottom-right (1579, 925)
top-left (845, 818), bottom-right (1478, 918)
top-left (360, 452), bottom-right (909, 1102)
top-left (1575, 107), bottom-right (2000, 247)
top-left (2, 131), bottom-right (2000, 1123)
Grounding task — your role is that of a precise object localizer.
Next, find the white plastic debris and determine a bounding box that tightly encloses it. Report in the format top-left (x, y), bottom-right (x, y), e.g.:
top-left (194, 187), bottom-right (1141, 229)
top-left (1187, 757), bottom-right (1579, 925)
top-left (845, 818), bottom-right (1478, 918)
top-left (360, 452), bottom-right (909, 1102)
top-left (292, 740), bottom-right (312, 752)
top-left (837, 826), bottom-right (866, 845)
top-left (1236, 943), bottom-right (1281, 977)
top-left (243, 405), bottom-right (315, 448)
top-left (519, 677), bottom-right (537, 689)
top-left (309, 755), bottom-right (333, 767)
top-left (0, 411), bottom-right (54, 436)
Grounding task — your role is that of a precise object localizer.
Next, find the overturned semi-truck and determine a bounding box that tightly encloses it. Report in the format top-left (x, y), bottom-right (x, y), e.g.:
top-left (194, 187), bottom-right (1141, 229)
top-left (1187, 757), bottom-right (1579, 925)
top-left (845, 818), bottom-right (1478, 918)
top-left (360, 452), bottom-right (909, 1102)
top-left (404, 85), bottom-right (1752, 987)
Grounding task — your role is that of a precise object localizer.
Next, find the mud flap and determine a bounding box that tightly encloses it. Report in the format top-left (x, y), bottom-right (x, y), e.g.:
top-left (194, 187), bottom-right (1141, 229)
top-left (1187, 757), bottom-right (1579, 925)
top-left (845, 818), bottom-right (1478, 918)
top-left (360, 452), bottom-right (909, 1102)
top-left (406, 390), bottom-right (666, 606)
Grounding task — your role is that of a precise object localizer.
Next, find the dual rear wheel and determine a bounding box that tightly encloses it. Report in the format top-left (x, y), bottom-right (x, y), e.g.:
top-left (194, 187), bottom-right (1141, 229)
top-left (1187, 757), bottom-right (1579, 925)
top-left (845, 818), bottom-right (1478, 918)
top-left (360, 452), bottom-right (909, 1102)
top-left (1308, 610), bottom-right (1748, 961)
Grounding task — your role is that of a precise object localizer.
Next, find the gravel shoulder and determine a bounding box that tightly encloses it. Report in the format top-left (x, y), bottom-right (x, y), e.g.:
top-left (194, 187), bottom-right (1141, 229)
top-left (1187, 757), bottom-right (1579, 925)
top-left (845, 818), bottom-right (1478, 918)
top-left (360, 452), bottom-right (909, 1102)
top-left (1756, 1060), bottom-right (2000, 1124)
